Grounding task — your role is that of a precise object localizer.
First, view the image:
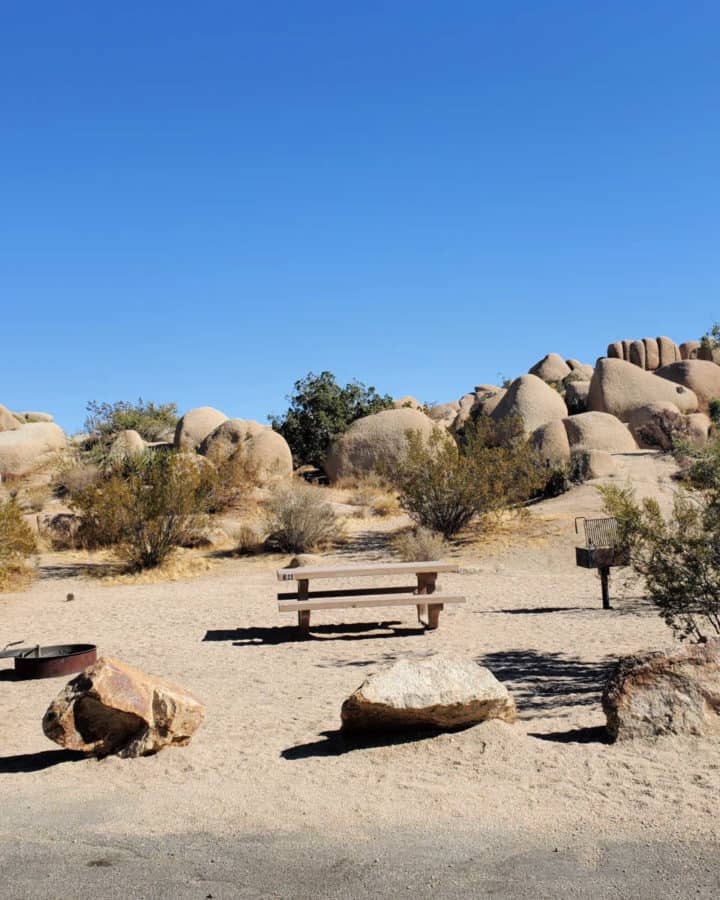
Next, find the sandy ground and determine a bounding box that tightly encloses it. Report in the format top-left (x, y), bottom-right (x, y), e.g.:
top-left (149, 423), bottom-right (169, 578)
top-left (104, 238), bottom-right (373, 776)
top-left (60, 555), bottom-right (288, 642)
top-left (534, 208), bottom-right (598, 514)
top-left (1, 451), bottom-right (719, 893)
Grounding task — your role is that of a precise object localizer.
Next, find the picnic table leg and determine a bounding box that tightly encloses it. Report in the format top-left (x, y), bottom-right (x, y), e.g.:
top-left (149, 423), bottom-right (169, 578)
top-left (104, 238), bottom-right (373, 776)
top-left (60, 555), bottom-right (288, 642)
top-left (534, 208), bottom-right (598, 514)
top-left (416, 572), bottom-right (437, 627)
top-left (297, 578), bottom-right (311, 633)
top-left (427, 603), bottom-right (443, 629)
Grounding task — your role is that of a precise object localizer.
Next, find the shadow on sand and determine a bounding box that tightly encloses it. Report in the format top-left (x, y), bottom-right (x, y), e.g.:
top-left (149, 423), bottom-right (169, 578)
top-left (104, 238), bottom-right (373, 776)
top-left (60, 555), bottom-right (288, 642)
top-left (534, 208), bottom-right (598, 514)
top-left (282, 725), bottom-right (474, 760)
top-left (530, 725), bottom-right (611, 745)
top-left (478, 648), bottom-right (615, 719)
top-left (0, 749), bottom-right (88, 773)
top-left (203, 622), bottom-right (425, 645)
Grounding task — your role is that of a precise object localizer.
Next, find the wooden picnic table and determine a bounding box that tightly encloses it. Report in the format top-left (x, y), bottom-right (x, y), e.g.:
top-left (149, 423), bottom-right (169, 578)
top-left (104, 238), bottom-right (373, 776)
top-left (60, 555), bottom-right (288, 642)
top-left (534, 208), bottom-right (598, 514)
top-left (276, 560), bottom-right (465, 633)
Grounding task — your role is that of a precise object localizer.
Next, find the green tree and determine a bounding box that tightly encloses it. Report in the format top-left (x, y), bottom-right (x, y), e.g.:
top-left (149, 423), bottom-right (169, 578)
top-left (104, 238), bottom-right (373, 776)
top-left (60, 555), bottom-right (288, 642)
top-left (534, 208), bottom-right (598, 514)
top-left (269, 371), bottom-right (393, 468)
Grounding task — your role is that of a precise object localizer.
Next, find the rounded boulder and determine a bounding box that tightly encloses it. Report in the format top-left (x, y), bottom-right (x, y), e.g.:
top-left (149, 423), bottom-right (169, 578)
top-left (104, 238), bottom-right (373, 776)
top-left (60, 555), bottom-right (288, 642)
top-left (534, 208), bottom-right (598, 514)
top-left (491, 375), bottom-right (567, 434)
top-left (174, 406), bottom-right (228, 452)
top-left (655, 360), bottom-right (720, 412)
top-left (0, 422), bottom-right (67, 477)
top-left (324, 408), bottom-right (437, 482)
top-left (528, 353), bottom-right (571, 383)
top-left (563, 411), bottom-right (637, 453)
top-left (588, 358), bottom-right (698, 421)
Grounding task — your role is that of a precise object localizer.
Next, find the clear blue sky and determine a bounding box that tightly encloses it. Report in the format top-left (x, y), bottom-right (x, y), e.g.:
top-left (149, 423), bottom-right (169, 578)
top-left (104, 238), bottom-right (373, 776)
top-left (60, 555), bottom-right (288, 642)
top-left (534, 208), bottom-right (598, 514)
top-left (1, 2), bottom-right (718, 433)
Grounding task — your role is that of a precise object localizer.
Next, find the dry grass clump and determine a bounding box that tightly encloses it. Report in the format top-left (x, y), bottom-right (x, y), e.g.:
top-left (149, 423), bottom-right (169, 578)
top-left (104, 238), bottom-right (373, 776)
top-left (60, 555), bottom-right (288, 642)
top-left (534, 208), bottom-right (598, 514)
top-left (231, 523), bottom-right (265, 555)
top-left (265, 482), bottom-right (341, 553)
top-left (0, 497), bottom-right (38, 591)
top-left (392, 526), bottom-right (448, 561)
top-left (202, 444), bottom-right (261, 514)
top-left (17, 483), bottom-right (52, 513)
top-left (369, 492), bottom-right (400, 517)
top-left (54, 460), bottom-right (101, 497)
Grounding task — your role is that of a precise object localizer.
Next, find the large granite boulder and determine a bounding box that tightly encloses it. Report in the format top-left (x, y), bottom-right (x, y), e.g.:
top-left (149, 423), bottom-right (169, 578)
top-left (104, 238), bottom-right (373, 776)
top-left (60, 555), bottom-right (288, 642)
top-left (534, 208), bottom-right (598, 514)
top-left (324, 408), bottom-right (437, 482)
top-left (531, 419), bottom-right (571, 467)
top-left (21, 412), bottom-right (54, 423)
top-left (528, 353), bottom-right (571, 383)
top-left (656, 360), bottom-right (720, 412)
top-left (200, 418), bottom-right (292, 481)
top-left (563, 411), bottom-right (637, 453)
top-left (426, 401), bottom-right (460, 429)
top-left (588, 358), bottom-right (698, 421)
top-left (491, 375), bottom-right (567, 434)
top-left (564, 379), bottom-right (590, 415)
top-left (642, 338), bottom-right (660, 370)
top-left (0, 404), bottom-right (20, 432)
top-left (603, 641), bottom-right (720, 740)
top-left (0, 422), bottom-right (67, 477)
top-left (42, 657), bottom-right (205, 758)
top-left (393, 396), bottom-right (422, 410)
top-left (174, 406), bottom-right (228, 452)
top-left (341, 655), bottom-right (516, 732)
top-left (107, 429), bottom-right (146, 464)
top-left (680, 341), bottom-right (701, 361)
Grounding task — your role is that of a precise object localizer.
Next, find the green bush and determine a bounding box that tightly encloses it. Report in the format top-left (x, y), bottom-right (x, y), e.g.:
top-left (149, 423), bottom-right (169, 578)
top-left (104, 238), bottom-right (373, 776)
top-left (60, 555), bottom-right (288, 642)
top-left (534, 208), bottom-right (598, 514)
top-left (84, 398), bottom-right (179, 461)
top-left (0, 497), bottom-right (37, 590)
top-left (708, 398), bottom-right (720, 427)
top-left (265, 482), bottom-right (340, 553)
top-left (68, 450), bottom-right (212, 569)
top-left (389, 416), bottom-right (545, 539)
top-left (600, 477), bottom-right (720, 641)
top-left (270, 371), bottom-right (393, 468)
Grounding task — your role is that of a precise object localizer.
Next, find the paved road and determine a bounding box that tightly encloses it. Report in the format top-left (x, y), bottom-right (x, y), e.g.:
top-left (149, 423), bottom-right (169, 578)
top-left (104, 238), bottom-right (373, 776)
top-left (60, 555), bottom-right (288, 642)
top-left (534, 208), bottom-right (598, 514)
top-left (1, 830), bottom-right (718, 899)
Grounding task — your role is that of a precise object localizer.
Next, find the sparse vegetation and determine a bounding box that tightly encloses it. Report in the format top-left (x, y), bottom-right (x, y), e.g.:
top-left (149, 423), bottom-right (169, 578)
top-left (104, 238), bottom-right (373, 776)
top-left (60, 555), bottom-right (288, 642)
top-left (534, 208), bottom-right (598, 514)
top-left (392, 526), bottom-right (447, 561)
top-left (270, 371), bottom-right (393, 468)
top-left (84, 398), bottom-right (178, 462)
top-left (600, 474), bottom-right (720, 640)
top-left (200, 443), bottom-right (261, 514)
top-left (389, 416), bottom-right (545, 539)
top-left (0, 497), bottom-right (38, 590)
top-left (265, 482), bottom-right (340, 553)
top-left (67, 450), bottom-right (212, 569)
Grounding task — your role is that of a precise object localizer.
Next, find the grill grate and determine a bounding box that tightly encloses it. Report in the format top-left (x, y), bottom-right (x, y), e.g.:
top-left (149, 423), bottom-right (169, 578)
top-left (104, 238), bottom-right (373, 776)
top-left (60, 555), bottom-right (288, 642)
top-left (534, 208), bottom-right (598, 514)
top-left (575, 516), bottom-right (620, 549)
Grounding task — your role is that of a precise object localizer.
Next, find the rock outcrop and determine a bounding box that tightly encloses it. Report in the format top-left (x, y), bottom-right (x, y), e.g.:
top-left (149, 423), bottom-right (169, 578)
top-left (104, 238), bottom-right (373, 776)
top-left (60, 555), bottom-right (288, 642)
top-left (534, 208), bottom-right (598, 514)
top-left (528, 353), bottom-right (571, 383)
top-left (43, 657), bottom-right (205, 757)
top-left (324, 408), bottom-right (437, 482)
top-left (0, 404), bottom-right (20, 432)
top-left (564, 380), bottom-right (590, 414)
top-left (563, 411), bottom-right (637, 453)
top-left (588, 358), bottom-right (698, 420)
top-left (341, 656), bottom-right (516, 732)
top-left (0, 422), bottom-right (67, 477)
top-left (655, 360), bottom-right (720, 412)
top-left (427, 401), bottom-right (460, 429)
top-left (606, 336), bottom-right (681, 370)
top-left (107, 429), bottom-right (146, 463)
top-left (491, 375), bottom-right (567, 434)
top-left (200, 418), bottom-right (292, 481)
top-left (603, 641), bottom-right (720, 740)
top-left (531, 420), bottom-right (571, 467)
top-left (174, 406), bottom-right (229, 452)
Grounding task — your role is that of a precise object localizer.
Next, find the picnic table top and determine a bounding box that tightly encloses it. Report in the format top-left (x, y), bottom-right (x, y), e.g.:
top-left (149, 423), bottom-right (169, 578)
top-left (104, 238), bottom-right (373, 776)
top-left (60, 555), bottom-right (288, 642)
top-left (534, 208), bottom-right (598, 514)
top-left (276, 560), bottom-right (460, 581)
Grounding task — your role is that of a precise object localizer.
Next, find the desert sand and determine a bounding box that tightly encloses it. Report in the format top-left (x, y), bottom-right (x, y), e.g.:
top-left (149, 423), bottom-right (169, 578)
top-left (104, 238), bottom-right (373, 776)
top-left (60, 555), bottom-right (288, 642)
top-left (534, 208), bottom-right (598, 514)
top-left (1, 452), bottom-right (719, 892)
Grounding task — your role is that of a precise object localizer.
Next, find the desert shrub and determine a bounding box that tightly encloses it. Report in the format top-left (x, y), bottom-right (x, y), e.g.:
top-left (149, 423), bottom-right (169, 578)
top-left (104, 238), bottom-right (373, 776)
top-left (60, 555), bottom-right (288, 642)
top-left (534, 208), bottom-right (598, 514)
top-left (700, 323), bottom-right (720, 352)
top-left (393, 526), bottom-right (448, 561)
top-left (17, 483), bottom-right (52, 513)
top-left (200, 444), bottom-right (261, 514)
top-left (84, 398), bottom-right (178, 461)
top-left (600, 480), bottom-right (720, 641)
top-left (231, 524), bottom-right (264, 555)
top-left (270, 371), bottom-right (393, 468)
top-left (0, 497), bottom-right (37, 590)
top-left (389, 417), bottom-right (545, 539)
top-left (68, 450), bottom-right (211, 569)
top-left (369, 493), bottom-right (400, 517)
top-left (265, 482), bottom-right (340, 553)
top-left (54, 460), bottom-right (101, 497)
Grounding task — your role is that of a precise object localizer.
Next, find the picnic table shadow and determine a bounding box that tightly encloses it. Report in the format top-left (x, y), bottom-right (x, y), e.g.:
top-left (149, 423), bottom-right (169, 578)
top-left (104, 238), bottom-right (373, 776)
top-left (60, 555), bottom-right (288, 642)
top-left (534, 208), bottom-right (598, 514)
top-left (0, 749), bottom-right (87, 773)
top-left (204, 622), bottom-right (425, 645)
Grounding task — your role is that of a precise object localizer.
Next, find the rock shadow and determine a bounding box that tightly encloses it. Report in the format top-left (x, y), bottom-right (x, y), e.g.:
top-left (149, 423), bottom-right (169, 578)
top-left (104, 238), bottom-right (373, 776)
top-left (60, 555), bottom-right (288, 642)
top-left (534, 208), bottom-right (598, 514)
top-left (0, 749), bottom-right (88, 773)
top-left (478, 649), bottom-right (614, 718)
top-left (531, 725), bottom-right (611, 745)
top-left (282, 725), bottom-right (473, 760)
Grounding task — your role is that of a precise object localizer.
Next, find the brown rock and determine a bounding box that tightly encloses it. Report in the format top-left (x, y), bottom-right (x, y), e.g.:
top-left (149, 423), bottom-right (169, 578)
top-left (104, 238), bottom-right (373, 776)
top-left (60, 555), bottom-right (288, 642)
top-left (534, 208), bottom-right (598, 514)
top-left (426, 401), bottom-right (460, 428)
top-left (572, 449), bottom-right (617, 479)
top-left (42, 657), bottom-right (205, 758)
top-left (341, 656), bottom-right (516, 732)
top-left (603, 640), bottom-right (720, 740)
top-left (564, 380), bottom-right (590, 414)
top-left (607, 341), bottom-right (624, 360)
top-left (563, 411), bottom-right (637, 453)
top-left (657, 336), bottom-right (679, 367)
top-left (628, 340), bottom-right (646, 369)
top-left (621, 340), bottom-right (632, 361)
top-left (588, 358), bottom-right (698, 420)
top-left (680, 341), bottom-right (701, 361)
top-left (0, 404), bottom-right (20, 433)
top-left (655, 360), bottom-right (720, 412)
top-left (0, 423), bottom-right (67, 477)
top-left (174, 406), bottom-right (228, 452)
top-left (528, 353), bottom-right (571, 383)
top-left (491, 375), bottom-right (567, 434)
top-left (531, 420), bottom-right (571, 467)
top-left (643, 338), bottom-right (660, 370)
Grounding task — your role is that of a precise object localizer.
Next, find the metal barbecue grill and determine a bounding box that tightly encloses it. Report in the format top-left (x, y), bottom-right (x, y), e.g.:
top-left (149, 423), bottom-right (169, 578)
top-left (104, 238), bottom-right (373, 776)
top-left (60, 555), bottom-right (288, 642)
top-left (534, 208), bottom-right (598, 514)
top-left (574, 516), bottom-right (629, 609)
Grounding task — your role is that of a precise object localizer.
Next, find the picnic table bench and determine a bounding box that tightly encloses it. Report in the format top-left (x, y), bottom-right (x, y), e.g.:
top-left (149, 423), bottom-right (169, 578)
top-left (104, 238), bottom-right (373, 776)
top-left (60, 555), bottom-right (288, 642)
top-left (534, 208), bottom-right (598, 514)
top-left (276, 560), bottom-right (465, 633)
